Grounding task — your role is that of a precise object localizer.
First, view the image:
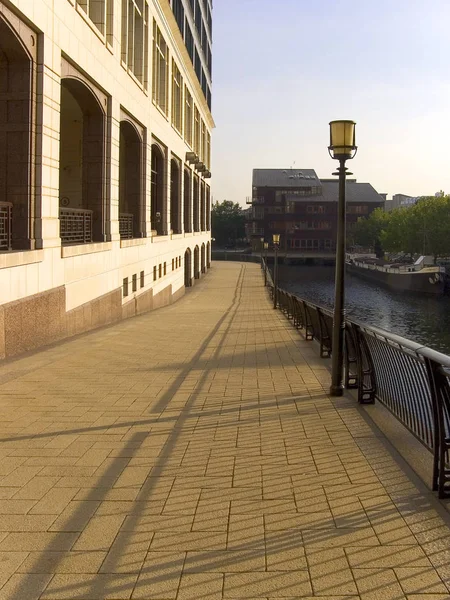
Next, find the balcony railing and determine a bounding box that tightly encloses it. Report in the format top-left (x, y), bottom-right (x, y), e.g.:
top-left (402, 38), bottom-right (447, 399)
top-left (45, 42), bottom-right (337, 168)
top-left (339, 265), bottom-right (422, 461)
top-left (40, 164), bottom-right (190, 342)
top-left (60, 207), bottom-right (93, 245)
top-left (263, 258), bottom-right (450, 499)
top-left (119, 213), bottom-right (134, 239)
top-left (0, 202), bottom-right (12, 251)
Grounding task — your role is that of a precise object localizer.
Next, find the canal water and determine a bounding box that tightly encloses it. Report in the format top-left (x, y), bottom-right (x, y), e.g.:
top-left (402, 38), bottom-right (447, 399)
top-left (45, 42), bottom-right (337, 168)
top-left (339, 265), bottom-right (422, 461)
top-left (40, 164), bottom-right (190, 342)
top-left (278, 265), bottom-right (450, 356)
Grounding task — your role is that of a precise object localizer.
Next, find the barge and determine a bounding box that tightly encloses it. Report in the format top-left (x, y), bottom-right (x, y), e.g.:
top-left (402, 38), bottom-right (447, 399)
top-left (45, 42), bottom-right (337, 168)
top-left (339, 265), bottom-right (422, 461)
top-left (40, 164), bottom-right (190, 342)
top-left (346, 254), bottom-right (449, 296)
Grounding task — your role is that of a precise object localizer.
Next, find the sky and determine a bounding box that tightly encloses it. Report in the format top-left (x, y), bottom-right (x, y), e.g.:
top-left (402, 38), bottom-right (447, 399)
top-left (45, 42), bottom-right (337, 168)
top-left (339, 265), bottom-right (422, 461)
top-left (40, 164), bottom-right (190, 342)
top-left (211, 0), bottom-right (450, 206)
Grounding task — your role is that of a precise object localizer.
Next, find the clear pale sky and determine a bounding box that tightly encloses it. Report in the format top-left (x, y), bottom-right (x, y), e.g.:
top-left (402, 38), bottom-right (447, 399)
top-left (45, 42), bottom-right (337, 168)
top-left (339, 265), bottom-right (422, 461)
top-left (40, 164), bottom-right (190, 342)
top-left (211, 0), bottom-right (450, 206)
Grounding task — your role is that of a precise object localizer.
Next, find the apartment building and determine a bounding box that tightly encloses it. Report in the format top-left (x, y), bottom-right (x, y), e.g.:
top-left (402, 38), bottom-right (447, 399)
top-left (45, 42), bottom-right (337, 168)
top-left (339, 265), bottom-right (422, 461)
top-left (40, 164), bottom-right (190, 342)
top-left (247, 169), bottom-right (383, 254)
top-left (0, 0), bottom-right (214, 360)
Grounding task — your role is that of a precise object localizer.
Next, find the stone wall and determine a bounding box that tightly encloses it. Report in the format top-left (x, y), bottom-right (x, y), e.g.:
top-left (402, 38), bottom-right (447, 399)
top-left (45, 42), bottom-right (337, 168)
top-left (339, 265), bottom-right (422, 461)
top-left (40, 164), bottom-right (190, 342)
top-left (0, 280), bottom-right (186, 361)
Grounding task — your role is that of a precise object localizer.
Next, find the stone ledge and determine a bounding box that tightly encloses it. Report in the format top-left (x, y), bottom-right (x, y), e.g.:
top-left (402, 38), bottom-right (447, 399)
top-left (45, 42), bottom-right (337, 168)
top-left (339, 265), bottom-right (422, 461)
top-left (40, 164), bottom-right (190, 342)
top-left (120, 238), bottom-right (148, 249)
top-left (61, 242), bottom-right (113, 258)
top-left (0, 249), bottom-right (44, 270)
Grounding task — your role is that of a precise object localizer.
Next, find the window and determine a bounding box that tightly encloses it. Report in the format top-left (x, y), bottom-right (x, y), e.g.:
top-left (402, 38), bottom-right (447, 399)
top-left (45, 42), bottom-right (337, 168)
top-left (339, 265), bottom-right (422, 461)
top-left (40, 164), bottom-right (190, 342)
top-left (184, 87), bottom-right (193, 147)
top-left (306, 205), bottom-right (325, 214)
top-left (172, 0), bottom-right (184, 34)
top-left (207, 4), bottom-right (212, 35)
top-left (153, 266), bottom-right (157, 281)
top-left (201, 120), bottom-right (206, 163)
top-left (194, 48), bottom-right (201, 81)
top-left (77, 0), bottom-right (113, 43)
top-left (159, 264), bottom-right (162, 278)
top-left (140, 270), bottom-right (145, 287)
top-left (121, 0), bottom-right (149, 86)
top-left (194, 106), bottom-right (200, 155)
top-left (172, 60), bottom-right (183, 133)
top-left (207, 44), bottom-right (212, 76)
top-left (184, 20), bottom-right (194, 62)
top-left (347, 205), bottom-right (369, 214)
top-left (206, 131), bottom-right (211, 169)
top-left (152, 21), bottom-right (169, 114)
top-left (164, 262), bottom-right (167, 275)
top-left (123, 277), bottom-right (129, 297)
top-left (201, 68), bottom-right (207, 98)
top-left (201, 21), bottom-right (207, 55)
top-left (195, 0), bottom-right (202, 33)
top-left (132, 273), bottom-right (137, 292)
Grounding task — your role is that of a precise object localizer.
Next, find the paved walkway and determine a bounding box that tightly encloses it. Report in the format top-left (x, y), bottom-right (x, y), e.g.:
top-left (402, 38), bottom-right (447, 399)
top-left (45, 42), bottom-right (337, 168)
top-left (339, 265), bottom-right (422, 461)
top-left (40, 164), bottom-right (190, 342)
top-left (0, 262), bottom-right (449, 600)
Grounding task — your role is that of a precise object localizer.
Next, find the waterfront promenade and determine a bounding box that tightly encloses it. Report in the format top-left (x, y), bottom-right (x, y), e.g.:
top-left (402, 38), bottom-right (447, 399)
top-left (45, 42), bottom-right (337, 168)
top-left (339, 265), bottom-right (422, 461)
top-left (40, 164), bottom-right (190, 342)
top-left (0, 262), bottom-right (449, 599)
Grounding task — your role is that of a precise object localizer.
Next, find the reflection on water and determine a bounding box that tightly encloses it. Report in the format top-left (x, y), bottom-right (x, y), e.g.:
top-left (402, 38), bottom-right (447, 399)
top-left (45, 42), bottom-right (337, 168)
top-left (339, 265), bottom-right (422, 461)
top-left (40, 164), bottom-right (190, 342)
top-left (279, 265), bottom-right (450, 355)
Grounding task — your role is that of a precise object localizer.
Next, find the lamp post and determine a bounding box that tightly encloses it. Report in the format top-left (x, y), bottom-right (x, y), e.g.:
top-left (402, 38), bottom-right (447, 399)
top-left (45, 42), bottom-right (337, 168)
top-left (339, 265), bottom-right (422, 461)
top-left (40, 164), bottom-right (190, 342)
top-left (328, 120), bottom-right (357, 396)
top-left (272, 233), bottom-right (280, 309)
top-left (264, 242), bottom-right (269, 286)
top-left (260, 237), bottom-right (264, 268)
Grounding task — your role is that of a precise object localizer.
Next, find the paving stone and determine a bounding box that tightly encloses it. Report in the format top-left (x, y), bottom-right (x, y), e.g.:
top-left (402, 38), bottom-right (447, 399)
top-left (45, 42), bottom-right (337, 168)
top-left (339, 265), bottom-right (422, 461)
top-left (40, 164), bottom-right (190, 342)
top-left (0, 263), bottom-right (449, 599)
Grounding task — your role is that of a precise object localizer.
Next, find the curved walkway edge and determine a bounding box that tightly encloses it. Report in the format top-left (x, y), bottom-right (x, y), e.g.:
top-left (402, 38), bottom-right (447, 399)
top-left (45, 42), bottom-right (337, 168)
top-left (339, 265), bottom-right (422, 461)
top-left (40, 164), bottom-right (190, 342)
top-left (0, 261), bottom-right (449, 599)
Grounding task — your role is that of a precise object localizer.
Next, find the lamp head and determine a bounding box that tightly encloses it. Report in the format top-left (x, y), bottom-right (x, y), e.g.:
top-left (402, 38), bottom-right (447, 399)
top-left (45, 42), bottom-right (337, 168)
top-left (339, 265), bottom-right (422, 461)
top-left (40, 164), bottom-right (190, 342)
top-left (272, 233), bottom-right (280, 245)
top-left (328, 120), bottom-right (357, 160)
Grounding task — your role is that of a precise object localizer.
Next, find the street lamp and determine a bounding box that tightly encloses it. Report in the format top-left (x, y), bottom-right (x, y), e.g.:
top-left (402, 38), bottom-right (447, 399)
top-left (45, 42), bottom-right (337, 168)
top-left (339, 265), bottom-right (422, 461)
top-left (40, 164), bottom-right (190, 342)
top-left (260, 237), bottom-right (264, 268)
top-left (272, 233), bottom-right (280, 309)
top-left (263, 242), bottom-right (269, 286)
top-left (328, 120), bottom-right (357, 396)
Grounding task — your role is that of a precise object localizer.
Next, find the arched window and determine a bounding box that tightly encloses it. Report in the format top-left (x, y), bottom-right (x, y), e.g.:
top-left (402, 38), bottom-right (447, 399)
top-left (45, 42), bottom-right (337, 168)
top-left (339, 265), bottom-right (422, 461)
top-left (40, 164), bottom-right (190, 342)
top-left (201, 242), bottom-right (206, 273)
top-left (0, 12), bottom-right (36, 251)
top-left (200, 181), bottom-right (206, 231)
top-left (193, 175), bottom-right (200, 233)
top-left (184, 247), bottom-right (192, 287)
top-left (119, 121), bottom-right (143, 239)
top-left (206, 185), bottom-right (211, 231)
top-left (183, 168), bottom-right (192, 233)
top-left (151, 143), bottom-right (166, 235)
top-left (206, 241), bottom-right (211, 268)
top-left (194, 245), bottom-right (200, 279)
top-left (170, 158), bottom-right (181, 234)
top-left (59, 78), bottom-right (105, 244)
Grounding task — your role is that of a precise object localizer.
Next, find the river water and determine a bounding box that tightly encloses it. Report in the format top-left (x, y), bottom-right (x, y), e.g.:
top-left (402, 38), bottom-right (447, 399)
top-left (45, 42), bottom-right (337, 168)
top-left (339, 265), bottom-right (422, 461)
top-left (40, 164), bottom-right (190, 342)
top-left (278, 265), bottom-right (450, 355)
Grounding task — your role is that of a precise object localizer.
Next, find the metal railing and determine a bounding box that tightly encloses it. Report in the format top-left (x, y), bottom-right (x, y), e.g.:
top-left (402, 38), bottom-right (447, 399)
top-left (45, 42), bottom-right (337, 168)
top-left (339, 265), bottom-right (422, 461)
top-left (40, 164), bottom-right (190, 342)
top-left (60, 207), bottom-right (93, 245)
top-left (262, 259), bottom-right (450, 499)
top-left (119, 213), bottom-right (134, 239)
top-left (0, 201), bottom-right (12, 251)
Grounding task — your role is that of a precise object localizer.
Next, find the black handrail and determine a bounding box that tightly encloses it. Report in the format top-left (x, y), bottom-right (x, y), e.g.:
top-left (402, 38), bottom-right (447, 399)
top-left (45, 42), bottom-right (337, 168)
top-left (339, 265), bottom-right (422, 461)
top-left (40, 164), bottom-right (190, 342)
top-left (262, 258), bottom-right (450, 499)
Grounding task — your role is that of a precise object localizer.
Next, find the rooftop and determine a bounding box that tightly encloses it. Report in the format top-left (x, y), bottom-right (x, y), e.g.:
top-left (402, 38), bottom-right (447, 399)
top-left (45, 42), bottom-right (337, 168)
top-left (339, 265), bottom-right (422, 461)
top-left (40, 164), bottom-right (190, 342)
top-left (253, 168), bottom-right (320, 188)
top-left (253, 169), bottom-right (384, 204)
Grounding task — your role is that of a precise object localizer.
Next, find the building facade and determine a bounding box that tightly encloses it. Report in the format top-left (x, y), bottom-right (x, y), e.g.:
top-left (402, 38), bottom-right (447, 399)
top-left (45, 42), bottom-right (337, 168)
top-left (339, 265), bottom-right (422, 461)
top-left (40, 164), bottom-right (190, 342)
top-left (0, 0), bottom-right (213, 360)
top-left (247, 169), bottom-right (383, 254)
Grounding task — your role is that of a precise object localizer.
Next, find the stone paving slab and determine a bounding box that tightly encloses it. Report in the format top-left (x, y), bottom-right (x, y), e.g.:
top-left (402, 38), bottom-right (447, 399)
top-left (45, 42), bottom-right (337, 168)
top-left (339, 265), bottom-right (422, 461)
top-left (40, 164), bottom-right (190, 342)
top-left (0, 262), bottom-right (449, 599)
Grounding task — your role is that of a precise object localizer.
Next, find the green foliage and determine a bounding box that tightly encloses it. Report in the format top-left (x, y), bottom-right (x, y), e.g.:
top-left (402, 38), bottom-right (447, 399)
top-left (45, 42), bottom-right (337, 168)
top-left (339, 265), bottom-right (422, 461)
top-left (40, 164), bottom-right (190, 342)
top-left (352, 196), bottom-right (450, 261)
top-left (211, 200), bottom-right (246, 247)
top-left (352, 208), bottom-right (390, 257)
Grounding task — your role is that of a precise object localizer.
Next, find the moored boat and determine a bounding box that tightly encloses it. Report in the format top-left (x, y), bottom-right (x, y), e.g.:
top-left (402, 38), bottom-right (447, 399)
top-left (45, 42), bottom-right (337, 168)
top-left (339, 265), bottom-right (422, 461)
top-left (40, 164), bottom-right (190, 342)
top-left (346, 254), bottom-right (449, 296)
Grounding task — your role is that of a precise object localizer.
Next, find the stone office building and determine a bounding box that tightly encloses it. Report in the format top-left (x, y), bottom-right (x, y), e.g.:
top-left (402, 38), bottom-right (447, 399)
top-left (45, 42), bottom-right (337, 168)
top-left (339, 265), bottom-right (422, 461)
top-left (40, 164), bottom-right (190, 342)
top-left (0, 0), bottom-right (213, 360)
top-left (247, 169), bottom-right (384, 254)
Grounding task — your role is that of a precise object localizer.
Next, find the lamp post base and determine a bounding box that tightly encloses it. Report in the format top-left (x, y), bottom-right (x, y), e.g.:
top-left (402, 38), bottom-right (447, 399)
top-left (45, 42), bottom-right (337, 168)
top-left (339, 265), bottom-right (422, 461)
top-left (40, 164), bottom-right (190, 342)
top-left (329, 384), bottom-right (344, 397)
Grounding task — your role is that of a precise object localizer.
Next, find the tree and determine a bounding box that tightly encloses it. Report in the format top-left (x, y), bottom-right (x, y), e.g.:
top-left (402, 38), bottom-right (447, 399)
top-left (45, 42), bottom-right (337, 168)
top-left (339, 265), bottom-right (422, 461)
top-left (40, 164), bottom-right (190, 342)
top-left (380, 196), bottom-right (450, 262)
top-left (412, 196), bottom-right (450, 262)
top-left (352, 208), bottom-right (390, 257)
top-left (211, 200), bottom-right (246, 247)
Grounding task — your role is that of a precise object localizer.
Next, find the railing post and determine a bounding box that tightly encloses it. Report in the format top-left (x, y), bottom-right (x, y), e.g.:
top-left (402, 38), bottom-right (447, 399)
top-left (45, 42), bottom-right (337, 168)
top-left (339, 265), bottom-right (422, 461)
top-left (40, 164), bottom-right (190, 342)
top-left (352, 323), bottom-right (376, 404)
top-left (421, 351), bottom-right (450, 498)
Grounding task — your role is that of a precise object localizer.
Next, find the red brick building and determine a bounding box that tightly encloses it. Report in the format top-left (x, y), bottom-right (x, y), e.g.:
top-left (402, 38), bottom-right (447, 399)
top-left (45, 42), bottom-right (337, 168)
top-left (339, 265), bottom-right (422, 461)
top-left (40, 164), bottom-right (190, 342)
top-left (247, 169), bottom-right (384, 255)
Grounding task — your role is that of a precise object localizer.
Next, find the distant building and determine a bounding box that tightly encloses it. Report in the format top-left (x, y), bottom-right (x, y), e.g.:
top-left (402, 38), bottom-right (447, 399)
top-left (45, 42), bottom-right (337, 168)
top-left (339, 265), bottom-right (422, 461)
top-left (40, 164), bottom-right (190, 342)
top-left (247, 169), bottom-right (384, 254)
